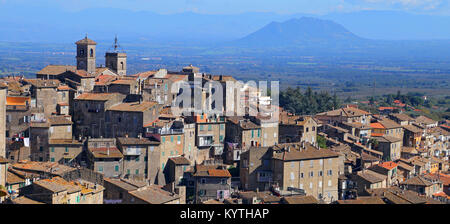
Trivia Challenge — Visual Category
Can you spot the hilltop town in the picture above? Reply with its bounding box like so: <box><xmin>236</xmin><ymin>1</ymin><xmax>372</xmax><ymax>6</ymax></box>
<box><xmin>0</xmin><ymin>36</ymin><xmax>449</xmax><ymax>204</ymax></box>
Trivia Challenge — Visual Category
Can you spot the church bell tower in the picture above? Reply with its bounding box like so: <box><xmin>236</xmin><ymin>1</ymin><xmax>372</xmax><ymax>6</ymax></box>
<box><xmin>76</xmin><ymin>35</ymin><xmax>97</xmax><ymax>74</ymax></box>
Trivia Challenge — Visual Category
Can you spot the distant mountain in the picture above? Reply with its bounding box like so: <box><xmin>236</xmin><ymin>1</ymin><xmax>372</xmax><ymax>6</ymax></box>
<box><xmin>231</xmin><ymin>17</ymin><xmax>367</xmax><ymax>48</ymax></box>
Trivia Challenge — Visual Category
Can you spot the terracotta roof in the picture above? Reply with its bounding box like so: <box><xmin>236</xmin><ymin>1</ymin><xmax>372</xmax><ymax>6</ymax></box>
<box><xmin>103</xmin><ymin>178</ymin><xmax>147</xmax><ymax>192</ymax></box>
<box><xmin>12</xmin><ymin>196</ymin><xmax>44</xmax><ymax>204</ymax></box>
<box><xmin>37</xmin><ymin>65</ymin><xmax>76</xmax><ymax>75</ymax></box>
<box><xmin>378</xmin><ymin>161</ymin><xmax>398</xmax><ymax>170</ymax></box>
<box><xmin>12</xmin><ymin>161</ymin><xmax>76</xmax><ymax>176</ymax></box>
<box><xmin>317</xmin><ymin>107</ymin><xmax>371</xmax><ymax>117</ymax></box>
<box><xmin>397</xmin><ymin>161</ymin><xmax>414</xmax><ymax>171</ymax></box>
<box><xmin>390</xmin><ymin>113</ymin><xmax>414</xmax><ymax>122</ymax></box>
<box><xmin>75</xmin><ymin>37</ymin><xmax>97</xmax><ymax>45</ymax></box>
<box><xmin>401</xmin><ymin>175</ymin><xmax>434</xmax><ymax>187</ymax></box>
<box><xmin>128</xmin><ymin>185</ymin><xmax>180</xmax><ymax>204</ymax></box>
<box><xmin>7</xmin><ymin>171</ymin><xmax>25</xmax><ymax>184</ymax></box>
<box><xmin>356</xmin><ymin>170</ymin><xmax>387</xmax><ymax>183</ymax></box>
<box><xmin>272</xmin><ymin>142</ymin><xmax>339</xmax><ymax>161</ymax></box>
<box><xmin>75</xmin><ymin>92</ymin><xmax>121</xmax><ymax>101</ymax></box>
<box><xmin>24</xmin><ymin>79</ymin><xmax>60</xmax><ymax>88</ymax></box>
<box><xmin>88</xmin><ymin>147</ymin><xmax>123</xmax><ymax>159</ymax></box>
<box><xmin>110</xmin><ymin>79</ymin><xmax>136</xmax><ymax>85</ymax></box>
<box><xmin>373</xmin><ymin>135</ymin><xmax>402</xmax><ymax>143</ymax></box>
<box><xmin>336</xmin><ymin>196</ymin><xmax>385</xmax><ymax>204</ymax></box>
<box><xmin>95</xmin><ymin>74</ymin><xmax>117</xmax><ymax>85</ymax></box>
<box><xmin>169</xmin><ymin>156</ymin><xmax>191</xmax><ymax>165</ymax></box>
<box><xmin>207</xmin><ymin>169</ymin><xmax>232</xmax><ymax>177</ymax></box>
<box><xmin>6</xmin><ymin>96</ymin><xmax>30</xmax><ymax>106</ymax></box>
<box><xmin>34</xmin><ymin>177</ymin><xmax>73</xmax><ymax>193</ymax></box>
<box><xmin>370</xmin><ymin>122</ymin><xmax>385</xmax><ymax>129</ymax></box>
<box><xmin>403</xmin><ymin>125</ymin><xmax>422</xmax><ymax>133</ymax></box>
<box><xmin>414</xmin><ymin>116</ymin><xmax>436</xmax><ymax>125</ymax></box>
<box><xmin>57</xmin><ymin>85</ymin><xmax>75</xmax><ymax>91</ymax></box>
<box><xmin>378</xmin><ymin>118</ymin><xmax>402</xmax><ymax>129</ymax></box>
<box><xmin>282</xmin><ymin>195</ymin><xmax>319</xmax><ymax>204</ymax></box>
<box><xmin>108</xmin><ymin>101</ymin><xmax>157</xmax><ymax>112</ymax></box>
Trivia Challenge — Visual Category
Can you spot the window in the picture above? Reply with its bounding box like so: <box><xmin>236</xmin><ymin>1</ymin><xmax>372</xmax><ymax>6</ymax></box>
<box><xmin>309</xmin><ymin>182</ymin><xmax>313</xmax><ymax>189</ymax></box>
<box><xmin>328</xmin><ymin>180</ymin><xmax>332</xmax><ymax>187</ymax></box>
<box><xmin>300</xmin><ymin>184</ymin><xmax>303</xmax><ymax>189</ymax></box>
<box><xmin>319</xmin><ymin>181</ymin><xmax>322</xmax><ymax>188</ymax></box>
<box><xmin>115</xmin><ymin>165</ymin><xmax>119</xmax><ymax>172</ymax></box>
<box><xmin>65</xmin><ymin>147</ymin><xmax>69</xmax><ymax>153</ymax></box>
<box><xmin>252</xmin><ymin>130</ymin><xmax>254</xmax><ymax>138</ymax></box>
<box><xmin>90</xmin><ymin>48</ymin><xmax>94</xmax><ymax>57</ymax></box>
<box><xmin>208</xmin><ymin>124</ymin><xmax>212</xmax><ymax>131</ymax></box>
<box><xmin>135</xmin><ymin>156</ymin><xmax>139</xmax><ymax>162</ymax></box>
<box><xmin>220</xmin><ymin>124</ymin><xmax>224</xmax><ymax>130</ymax></box>
<box><xmin>290</xmin><ymin>172</ymin><xmax>295</xmax><ymax>180</ymax></box>
<box><xmin>200</xmin><ymin>125</ymin><xmax>204</xmax><ymax>131</ymax></box>
<box><xmin>300</xmin><ymin>161</ymin><xmax>304</xmax><ymax>168</ymax></box>
<box><xmin>135</xmin><ymin>169</ymin><xmax>139</xmax><ymax>175</ymax></box>
<box><xmin>221</xmin><ymin>179</ymin><xmax>227</xmax><ymax>185</ymax></box>
<box><xmin>51</xmin><ymin>158</ymin><xmax>55</xmax><ymax>162</ymax></box>
<box><xmin>51</xmin><ymin>147</ymin><xmax>55</xmax><ymax>152</ymax></box>
<box><xmin>300</xmin><ymin>173</ymin><xmax>304</xmax><ymax>178</ymax></box>
<box><xmin>310</xmin><ymin>160</ymin><xmax>314</xmax><ymax>168</ymax></box>
<box><xmin>328</xmin><ymin>170</ymin><xmax>333</xmax><ymax>176</ymax></box>
<box><xmin>201</xmin><ymin>178</ymin><xmax>206</xmax><ymax>184</ymax></box>
<box><xmin>319</xmin><ymin>171</ymin><xmax>323</xmax><ymax>176</ymax></box>
<box><xmin>257</xmin><ymin>129</ymin><xmax>260</xmax><ymax>137</ymax></box>
<box><xmin>162</xmin><ymin>137</ymin><xmax>165</xmax><ymax>143</ymax></box>
<box><xmin>310</xmin><ymin>171</ymin><xmax>314</xmax><ymax>177</ymax></box>
<box><xmin>98</xmin><ymin>166</ymin><xmax>103</xmax><ymax>172</ymax></box>
<box><xmin>171</xmin><ymin>136</ymin><xmax>174</xmax><ymax>142</ymax></box>
<box><xmin>320</xmin><ymin>159</ymin><xmax>323</xmax><ymax>166</ymax></box>
<box><xmin>39</xmin><ymin>146</ymin><xmax>43</xmax><ymax>152</ymax></box>
<box><xmin>127</xmin><ymin>169</ymin><xmax>130</xmax><ymax>175</ymax></box>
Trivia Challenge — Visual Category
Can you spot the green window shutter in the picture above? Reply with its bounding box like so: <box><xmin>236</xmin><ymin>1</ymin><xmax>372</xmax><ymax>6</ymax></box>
<box><xmin>252</xmin><ymin>130</ymin><xmax>254</xmax><ymax>138</ymax></box>
<box><xmin>135</xmin><ymin>169</ymin><xmax>139</xmax><ymax>175</ymax></box>
<box><xmin>127</xmin><ymin>169</ymin><xmax>130</xmax><ymax>175</ymax></box>
<box><xmin>98</xmin><ymin>166</ymin><xmax>103</xmax><ymax>172</ymax></box>
<box><xmin>162</xmin><ymin>137</ymin><xmax>165</xmax><ymax>142</ymax></box>
<box><xmin>162</xmin><ymin>163</ymin><xmax>165</xmax><ymax>169</ymax></box>
<box><xmin>171</xmin><ymin>136</ymin><xmax>174</xmax><ymax>142</ymax></box>
<box><xmin>208</xmin><ymin>125</ymin><xmax>212</xmax><ymax>131</ymax></box>
<box><xmin>135</xmin><ymin>156</ymin><xmax>139</xmax><ymax>162</ymax></box>
<box><xmin>51</xmin><ymin>158</ymin><xmax>55</xmax><ymax>162</ymax></box>
<box><xmin>115</xmin><ymin>165</ymin><xmax>119</xmax><ymax>172</ymax></box>
<box><xmin>178</xmin><ymin>136</ymin><xmax>181</xmax><ymax>141</ymax></box>
<box><xmin>51</xmin><ymin>147</ymin><xmax>54</xmax><ymax>152</ymax></box>
<box><xmin>162</xmin><ymin>151</ymin><xmax>165</xmax><ymax>156</ymax></box>
<box><xmin>258</xmin><ymin>129</ymin><xmax>261</xmax><ymax>137</ymax></box>
<box><xmin>65</xmin><ymin>147</ymin><xmax>68</xmax><ymax>152</ymax></box>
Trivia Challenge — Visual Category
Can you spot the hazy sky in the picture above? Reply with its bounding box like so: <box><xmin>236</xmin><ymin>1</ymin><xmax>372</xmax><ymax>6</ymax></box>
<box><xmin>1</xmin><ymin>0</ymin><xmax>449</xmax><ymax>15</ymax></box>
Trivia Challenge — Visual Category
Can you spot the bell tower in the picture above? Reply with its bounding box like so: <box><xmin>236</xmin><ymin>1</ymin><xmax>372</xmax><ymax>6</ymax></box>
<box><xmin>76</xmin><ymin>35</ymin><xmax>97</xmax><ymax>74</ymax></box>
<box><xmin>105</xmin><ymin>36</ymin><xmax>127</xmax><ymax>76</ymax></box>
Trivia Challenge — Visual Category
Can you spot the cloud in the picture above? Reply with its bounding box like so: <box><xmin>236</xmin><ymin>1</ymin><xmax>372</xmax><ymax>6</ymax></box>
<box><xmin>362</xmin><ymin>0</ymin><xmax>444</xmax><ymax>10</ymax></box>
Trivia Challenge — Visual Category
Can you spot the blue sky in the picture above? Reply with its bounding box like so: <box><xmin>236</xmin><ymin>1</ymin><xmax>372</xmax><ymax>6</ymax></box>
<box><xmin>1</xmin><ymin>0</ymin><xmax>449</xmax><ymax>15</ymax></box>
